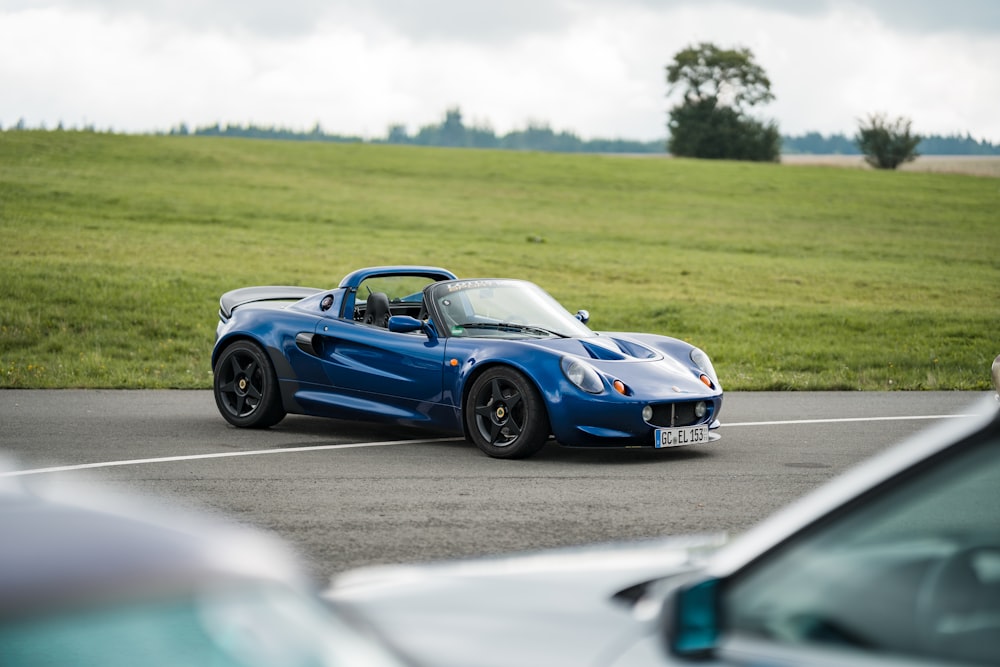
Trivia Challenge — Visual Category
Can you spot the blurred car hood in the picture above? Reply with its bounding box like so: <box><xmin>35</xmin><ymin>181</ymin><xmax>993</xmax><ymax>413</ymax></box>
<box><xmin>324</xmin><ymin>534</ymin><xmax>724</xmax><ymax>667</ymax></box>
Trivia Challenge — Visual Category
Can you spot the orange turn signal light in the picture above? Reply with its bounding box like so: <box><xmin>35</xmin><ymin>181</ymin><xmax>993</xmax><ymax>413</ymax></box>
<box><xmin>699</xmin><ymin>374</ymin><xmax>714</xmax><ymax>389</ymax></box>
<box><xmin>613</xmin><ymin>379</ymin><xmax>627</xmax><ymax>395</ymax></box>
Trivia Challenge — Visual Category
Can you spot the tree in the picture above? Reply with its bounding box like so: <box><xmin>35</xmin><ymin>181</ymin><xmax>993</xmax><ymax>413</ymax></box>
<box><xmin>668</xmin><ymin>98</ymin><xmax>780</xmax><ymax>161</ymax></box>
<box><xmin>855</xmin><ymin>113</ymin><xmax>920</xmax><ymax>169</ymax></box>
<box><xmin>386</xmin><ymin>124</ymin><xmax>410</xmax><ymax>144</ymax></box>
<box><xmin>665</xmin><ymin>42</ymin><xmax>780</xmax><ymax>161</ymax></box>
<box><xmin>413</xmin><ymin>107</ymin><xmax>472</xmax><ymax>147</ymax></box>
<box><xmin>440</xmin><ymin>107</ymin><xmax>467</xmax><ymax>147</ymax></box>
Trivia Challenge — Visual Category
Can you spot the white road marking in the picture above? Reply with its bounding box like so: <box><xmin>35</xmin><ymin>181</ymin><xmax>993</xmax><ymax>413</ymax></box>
<box><xmin>722</xmin><ymin>414</ymin><xmax>973</xmax><ymax>428</ymax></box>
<box><xmin>0</xmin><ymin>437</ymin><xmax>464</xmax><ymax>478</ymax></box>
<box><xmin>0</xmin><ymin>413</ymin><xmax>974</xmax><ymax>478</ymax></box>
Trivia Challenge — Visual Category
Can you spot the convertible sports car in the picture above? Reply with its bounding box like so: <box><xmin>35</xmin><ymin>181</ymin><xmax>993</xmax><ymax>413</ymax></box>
<box><xmin>212</xmin><ymin>266</ymin><xmax>722</xmax><ymax>459</ymax></box>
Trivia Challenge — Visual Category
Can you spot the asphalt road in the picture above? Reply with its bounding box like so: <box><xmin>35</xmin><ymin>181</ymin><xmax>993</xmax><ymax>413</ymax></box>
<box><xmin>0</xmin><ymin>390</ymin><xmax>988</xmax><ymax>581</ymax></box>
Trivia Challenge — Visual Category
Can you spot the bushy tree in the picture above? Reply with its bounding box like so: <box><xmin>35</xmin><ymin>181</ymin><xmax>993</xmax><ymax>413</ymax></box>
<box><xmin>669</xmin><ymin>99</ymin><xmax>779</xmax><ymax>161</ymax></box>
<box><xmin>856</xmin><ymin>113</ymin><xmax>921</xmax><ymax>169</ymax></box>
<box><xmin>666</xmin><ymin>43</ymin><xmax>780</xmax><ymax>161</ymax></box>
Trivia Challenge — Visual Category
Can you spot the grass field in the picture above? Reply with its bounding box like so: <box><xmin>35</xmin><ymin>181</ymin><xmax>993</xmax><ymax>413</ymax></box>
<box><xmin>1</xmin><ymin>130</ymin><xmax>997</xmax><ymax>390</ymax></box>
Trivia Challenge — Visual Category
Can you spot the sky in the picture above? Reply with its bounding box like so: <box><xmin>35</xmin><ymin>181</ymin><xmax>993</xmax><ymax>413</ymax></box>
<box><xmin>2</xmin><ymin>0</ymin><xmax>999</xmax><ymax>142</ymax></box>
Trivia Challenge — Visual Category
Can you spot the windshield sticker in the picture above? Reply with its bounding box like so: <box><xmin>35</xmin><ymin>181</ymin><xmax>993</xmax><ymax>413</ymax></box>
<box><xmin>444</xmin><ymin>280</ymin><xmax>508</xmax><ymax>293</ymax></box>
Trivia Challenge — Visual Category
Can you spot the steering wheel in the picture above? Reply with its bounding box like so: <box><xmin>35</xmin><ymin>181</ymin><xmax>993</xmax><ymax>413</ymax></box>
<box><xmin>914</xmin><ymin>545</ymin><xmax>1000</xmax><ymax>661</ymax></box>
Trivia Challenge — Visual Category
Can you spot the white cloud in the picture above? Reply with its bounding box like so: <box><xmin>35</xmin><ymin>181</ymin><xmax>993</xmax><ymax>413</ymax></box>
<box><xmin>1</xmin><ymin>1</ymin><xmax>998</xmax><ymax>141</ymax></box>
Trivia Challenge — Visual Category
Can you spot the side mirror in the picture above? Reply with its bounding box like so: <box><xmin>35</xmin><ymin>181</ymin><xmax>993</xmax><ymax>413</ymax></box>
<box><xmin>575</xmin><ymin>309</ymin><xmax>590</xmax><ymax>325</ymax></box>
<box><xmin>993</xmin><ymin>354</ymin><xmax>1000</xmax><ymax>400</ymax></box>
<box><xmin>669</xmin><ymin>577</ymin><xmax>721</xmax><ymax>658</ymax></box>
<box><xmin>388</xmin><ymin>316</ymin><xmax>424</xmax><ymax>333</ymax></box>
<box><xmin>388</xmin><ymin>316</ymin><xmax>437</xmax><ymax>340</ymax></box>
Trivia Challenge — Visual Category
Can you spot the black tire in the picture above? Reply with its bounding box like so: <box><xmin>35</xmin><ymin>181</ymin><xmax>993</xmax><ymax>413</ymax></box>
<box><xmin>213</xmin><ymin>340</ymin><xmax>286</xmax><ymax>428</ymax></box>
<box><xmin>465</xmin><ymin>367</ymin><xmax>548</xmax><ymax>459</ymax></box>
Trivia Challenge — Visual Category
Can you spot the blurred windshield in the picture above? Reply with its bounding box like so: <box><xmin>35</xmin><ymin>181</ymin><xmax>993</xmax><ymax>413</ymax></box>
<box><xmin>724</xmin><ymin>431</ymin><xmax>1000</xmax><ymax>665</ymax></box>
<box><xmin>426</xmin><ymin>279</ymin><xmax>593</xmax><ymax>339</ymax></box>
<box><xmin>0</xmin><ymin>583</ymin><xmax>406</xmax><ymax>667</ymax></box>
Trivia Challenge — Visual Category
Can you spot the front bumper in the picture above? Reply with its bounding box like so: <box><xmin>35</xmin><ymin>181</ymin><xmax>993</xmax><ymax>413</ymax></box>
<box><xmin>548</xmin><ymin>393</ymin><xmax>723</xmax><ymax>448</ymax></box>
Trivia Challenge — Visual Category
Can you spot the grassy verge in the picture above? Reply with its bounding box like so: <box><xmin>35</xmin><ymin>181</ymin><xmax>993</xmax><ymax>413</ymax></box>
<box><xmin>1</xmin><ymin>130</ymin><xmax>997</xmax><ymax>389</ymax></box>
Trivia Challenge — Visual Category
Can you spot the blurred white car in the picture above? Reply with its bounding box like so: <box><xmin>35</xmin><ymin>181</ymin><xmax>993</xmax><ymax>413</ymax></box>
<box><xmin>0</xmin><ymin>473</ymin><xmax>410</xmax><ymax>667</ymax></box>
<box><xmin>326</xmin><ymin>357</ymin><xmax>1000</xmax><ymax>667</ymax></box>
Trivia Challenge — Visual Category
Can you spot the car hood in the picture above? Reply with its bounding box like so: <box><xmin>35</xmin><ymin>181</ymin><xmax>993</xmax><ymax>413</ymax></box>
<box><xmin>324</xmin><ymin>534</ymin><xmax>724</xmax><ymax>667</ymax></box>
<box><xmin>518</xmin><ymin>335</ymin><xmax>718</xmax><ymax>397</ymax></box>
<box><xmin>528</xmin><ymin>334</ymin><xmax>666</xmax><ymax>362</ymax></box>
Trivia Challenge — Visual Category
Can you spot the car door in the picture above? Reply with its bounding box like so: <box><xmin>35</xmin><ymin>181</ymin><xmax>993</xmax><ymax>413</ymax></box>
<box><xmin>312</xmin><ymin>318</ymin><xmax>449</xmax><ymax>422</ymax></box>
<box><xmin>716</xmin><ymin>423</ymin><xmax>1000</xmax><ymax>666</ymax></box>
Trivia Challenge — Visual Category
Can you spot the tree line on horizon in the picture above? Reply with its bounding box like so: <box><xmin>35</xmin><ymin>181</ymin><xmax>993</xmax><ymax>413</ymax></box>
<box><xmin>170</xmin><ymin>110</ymin><xmax>666</xmax><ymax>154</ymax></box>
<box><xmin>4</xmin><ymin>114</ymin><xmax>996</xmax><ymax>156</ymax></box>
<box><xmin>163</xmin><ymin>112</ymin><xmax>999</xmax><ymax>156</ymax></box>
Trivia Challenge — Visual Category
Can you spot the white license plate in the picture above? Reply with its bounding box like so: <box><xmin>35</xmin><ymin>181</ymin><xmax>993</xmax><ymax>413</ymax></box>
<box><xmin>655</xmin><ymin>425</ymin><xmax>709</xmax><ymax>448</ymax></box>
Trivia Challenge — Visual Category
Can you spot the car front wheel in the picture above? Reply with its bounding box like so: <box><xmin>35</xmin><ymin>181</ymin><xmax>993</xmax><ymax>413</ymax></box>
<box><xmin>214</xmin><ymin>340</ymin><xmax>286</xmax><ymax>428</ymax></box>
<box><xmin>465</xmin><ymin>367</ymin><xmax>548</xmax><ymax>459</ymax></box>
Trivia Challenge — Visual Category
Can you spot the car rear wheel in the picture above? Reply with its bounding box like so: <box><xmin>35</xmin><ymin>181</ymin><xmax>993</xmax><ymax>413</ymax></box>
<box><xmin>214</xmin><ymin>340</ymin><xmax>286</xmax><ymax>428</ymax></box>
<box><xmin>465</xmin><ymin>367</ymin><xmax>548</xmax><ymax>459</ymax></box>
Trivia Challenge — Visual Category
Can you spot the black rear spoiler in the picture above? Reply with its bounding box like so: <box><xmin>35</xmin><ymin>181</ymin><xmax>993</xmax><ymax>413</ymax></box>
<box><xmin>219</xmin><ymin>286</ymin><xmax>323</xmax><ymax>319</ymax></box>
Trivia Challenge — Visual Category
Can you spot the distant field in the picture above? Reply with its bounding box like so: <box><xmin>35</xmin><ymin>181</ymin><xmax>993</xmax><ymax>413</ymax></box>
<box><xmin>782</xmin><ymin>154</ymin><xmax>1000</xmax><ymax>178</ymax></box>
<box><xmin>1</xmin><ymin>131</ymin><xmax>997</xmax><ymax>390</ymax></box>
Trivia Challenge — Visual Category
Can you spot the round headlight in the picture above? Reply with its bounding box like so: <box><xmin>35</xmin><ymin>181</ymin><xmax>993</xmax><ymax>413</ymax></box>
<box><xmin>561</xmin><ymin>357</ymin><xmax>604</xmax><ymax>394</ymax></box>
<box><xmin>642</xmin><ymin>405</ymin><xmax>653</xmax><ymax>422</ymax></box>
<box><xmin>690</xmin><ymin>348</ymin><xmax>717</xmax><ymax>380</ymax></box>
<box><xmin>694</xmin><ymin>401</ymin><xmax>707</xmax><ymax>418</ymax></box>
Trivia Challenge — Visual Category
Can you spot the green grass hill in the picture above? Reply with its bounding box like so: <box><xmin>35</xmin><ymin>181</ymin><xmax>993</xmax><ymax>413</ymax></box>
<box><xmin>1</xmin><ymin>130</ymin><xmax>997</xmax><ymax>390</ymax></box>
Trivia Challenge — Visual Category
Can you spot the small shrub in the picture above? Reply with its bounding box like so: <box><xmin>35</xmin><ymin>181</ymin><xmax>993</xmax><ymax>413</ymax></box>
<box><xmin>856</xmin><ymin>113</ymin><xmax>920</xmax><ymax>170</ymax></box>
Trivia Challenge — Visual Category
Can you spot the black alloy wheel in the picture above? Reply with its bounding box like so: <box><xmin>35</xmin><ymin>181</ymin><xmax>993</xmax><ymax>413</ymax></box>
<box><xmin>213</xmin><ymin>340</ymin><xmax>286</xmax><ymax>428</ymax></box>
<box><xmin>465</xmin><ymin>367</ymin><xmax>548</xmax><ymax>459</ymax></box>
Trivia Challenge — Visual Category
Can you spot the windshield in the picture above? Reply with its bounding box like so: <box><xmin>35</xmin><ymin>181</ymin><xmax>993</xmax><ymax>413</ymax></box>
<box><xmin>724</xmin><ymin>429</ymin><xmax>1000</xmax><ymax>665</ymax></box>
<box><xmin>357</xmin><ymin>275</ymin><xmax>436</xmax><ymax>303</ymax></box>
<box><xmin>426</xmin><ymin>279</ymin><xmax>593</xmax><ymax>339</ymax></box>
<box><xmin>0</xmin><ymin>583</ymin><xmax>406</xmax><ymax>667</ymax></box>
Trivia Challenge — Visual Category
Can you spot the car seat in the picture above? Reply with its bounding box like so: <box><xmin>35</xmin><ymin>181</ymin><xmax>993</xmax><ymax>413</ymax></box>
<box><xmin>364</xmin><ymin>292</ymin><xmax>391</xmax><ymax>328</ymax></box>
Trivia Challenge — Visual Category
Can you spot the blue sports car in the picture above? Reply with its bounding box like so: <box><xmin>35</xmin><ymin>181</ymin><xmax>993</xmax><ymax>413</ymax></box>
<box><xmin>212</xmin><ymin>266</ymin><xmax>722</xmax><ymax>459</ymax></box>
